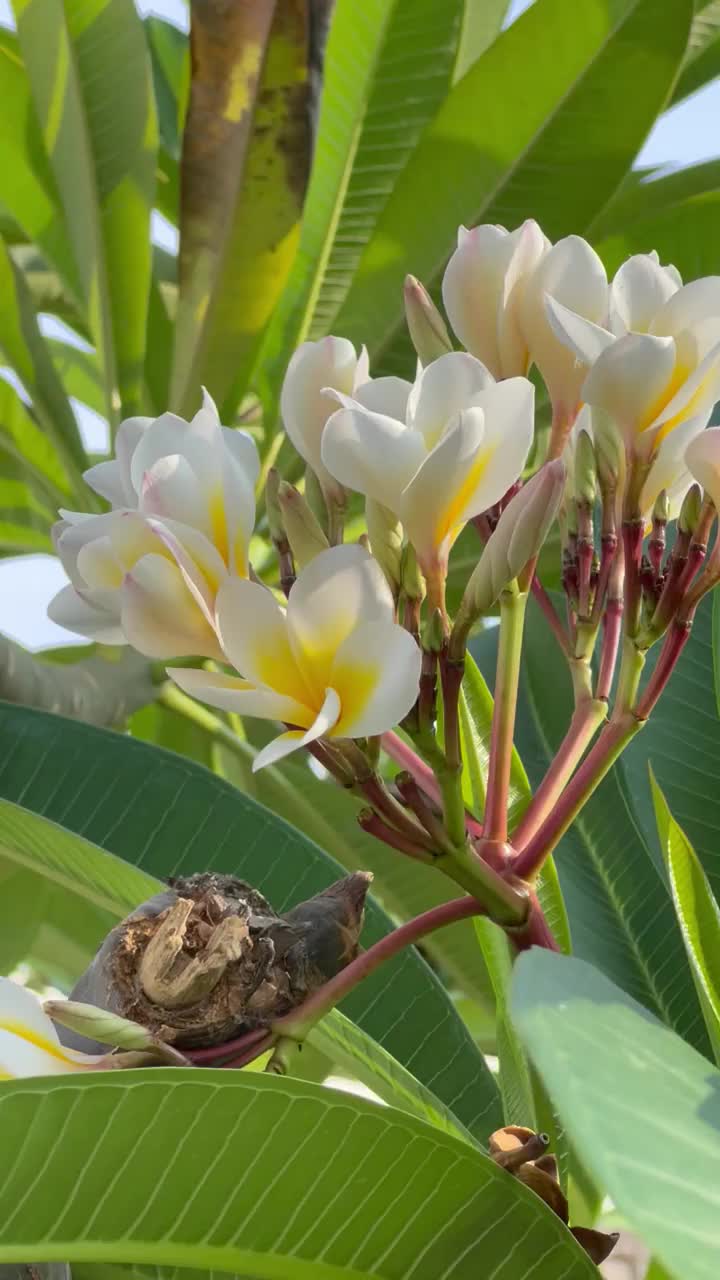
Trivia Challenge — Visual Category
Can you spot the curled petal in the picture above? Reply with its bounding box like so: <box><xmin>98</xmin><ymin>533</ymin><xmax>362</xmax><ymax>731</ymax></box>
<box><xmin>0</xmin><ymin>978</ymin><xmax>100</xmax><ymax>1077</ymax></box>
<box><xmin>330</xmin><ymin>621</ymin><xmax>421</xmax><ymax>737</ymax></box>
<box><xmin>167</xmin><ymin>667</ymin><xmax>312</xmax><ymax>727</ymax></box>
<box><xmin>252</xmin><ymin>687</ymin><xmax>342</xmax><ymax>772</ymax></box>
<box><xmin>84</xmin><ymin>416</ymin><xmax>152</xmax><ymax>505</ymax></box>
<box><xmin>522</xmin><ymin>235</ymin><xmax>608</xmax><ymax>409</ymax></box>
<box><xmin>649</xmin><ymin>339</ymin><xmax>720</xmax><ymax>441</ymax></box>
<box><xmin>544</xmin><ymin>296</ymin><xmax>614</xmax><ymax>366</ymax></box>
<box><xmin>651</xmin><ymin>276</ymin><xmax>720</xmax><ymax>342</ymax></box>
<box><xmin>121</xmin><ymin>554</ymin><xmax>224</xmax><ymax>660</ymax></box>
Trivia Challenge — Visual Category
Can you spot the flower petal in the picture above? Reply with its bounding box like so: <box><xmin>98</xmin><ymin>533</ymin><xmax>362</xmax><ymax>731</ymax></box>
<box><xmin>222</xmin><ymin>425</ymin><xmax>260</xmax><ymax>486</ymax></box>
<box><xmin>544</xmin><ymin>296</ymin><xmax>615</xmax><ymax>366</ymax></box>
<box><xmin>582</xmin><ymin>332</ymin><xmax>677</xmax><ymax>438</ymax></box>
<box><xmin>686</xmin><ymin>427</ymin><xmax>720</xmax><ymax>510</ymax></box>
<box><xmin>649</xmin><ymin>340</ymin><xmax>720</xmax><ymax>439</ymax></box>
<box><xmin>252</xmin><ymin>688</ymin><xmax>341</xmax><ymax>772</ymax></box>
<box><xmin>280</xmin><ymin>337</ymin><xmax>360</xmax><ymax>488</ymax></box>
<box><xmin>609</xmin><ymin>253</ymin><xmax>679</xmax><ymax>335</ymax></box>
<box><xmin>287</xmin><ymin>543</ymin><xmax>394</xmax><ymax>682</ymax></box>
<box><xmin>522</xmin><ymin>235</ymin><xmax>608</xmax><ymax>409</ymax></box>
<box><xmin>640</xmin><ymin>415</ymin><xmax>704</xmax><ymax>520</ymax></box>
<box><xmin>441</xmin><ymin>224</ymin><xmax>516</xmax><ymax>375</ymax></box>
<box><xmin>330</xmin><ymin>620</ymin><xmax>421</xmax><ymax>737</ymax></box>
<box><xmin>353</xmin><ymin>376</ymin><xmax>413</xmax><ymax>422</ymax></box>
<box><xmin>0</xmin><ymin>978</ymin><xmax>95</xmax><ymax>1078</ymax></box>
<box><xmin>167</xmin><ymin>667</ymin><xmax>312</xmax><ymax>726</ymax></box>
<box><xmin>402</xmin><ymin>379</ymin><xmax>534</xmax><ymax>561</ymax></box>
<box><xmin>47</xmin><ymin>584</ymin><xmax>124</xmax><ymax>643</ymax></box>
<box><xmin>84</xmin><ymin>415</ymin><xmax>152</xmax><ymax>506</ymax></box>
<box><xmin>121</xmin><ymin>554</ymin><xmax>224</xmax><ymax>659</ymax></box>
<box><xmin>215</xmin><ymin>576</ymin><xmax>310</xmax><ymax>705</ymax></box>
<box><xmin>406</xmin><ymin>351</ymin><xmax>495</xmax><ymax>449</ymax></box>
<box><xmin>320</xmin><ymin>402</ymin><xmax>426</xmax><ymax>510</ymax></box>
<box><xmin>651</xmin><ymin>276</ymin><xmax>720</xmax><ymax>342</ymax></box>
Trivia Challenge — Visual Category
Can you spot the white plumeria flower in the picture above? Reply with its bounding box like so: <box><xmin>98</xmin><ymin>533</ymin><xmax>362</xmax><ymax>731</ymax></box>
<box><xmin>169</xmin><ymin>544</ymin><xmax>422</xmax><ymax>772</ymax></box>
<box><xmin>0</xmin><ymin>977</ymin><xmax>104</xmax><ymax>1079</ymax></box>
<box><xmin>685</xmin><ymin>427</ymin><xmax>720</xmax><ymax>511</ymax></box>
<box><xmin>320</xmin><ymin>352</ymin><xmax>534</xmax><ymax>573</ymax></box>
<box><xmin>280</xmin><ymin>337</ymin><xmax>369</xmax><ymax>496</ymax></box>
<box><xmin>521</xmin><ymin>235</ymin><xmax>609</xmax><ymax>425</ymax></box>
<box><xmin>48</xmin><ymin>392</ymin><xmax>259</xmax><ymax>659</ymax></box>
<box><xmin>442</xmin><ymin>220</ymin><xmax>549</xmax><ymax>379</ymax></box>
<box><xmin>546</xmin><ymin>254</ymin><xmax>720</xmax><ymax>457</ymax></box>
<box><xmin>639</xmin><ymin>416</ymin><xmax>703</xmax><ymax>530</ymax></box>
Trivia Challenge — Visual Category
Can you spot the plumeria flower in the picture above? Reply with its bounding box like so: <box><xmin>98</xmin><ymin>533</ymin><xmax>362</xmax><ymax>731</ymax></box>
<box><xmin>639</xmin><ymin>417</ymin><xmax>701</xmax><ymax>530</ymax></box>
<box><xmin>442</xmin><ymin>220</ymin><xmax>549</xmax><ymax>379</ymax></box>
<box><xmin>48</xmin><ymin>392</ymin><xmax>259</xmax><ymax>659</ymax></box>
<box><xmin>0</xmin><ymin>977</ymin><xmax>104</xmax><ymax>1079</ymax></box>
<box><xmin>520</xmin><ymin>235</ymin><xmax>609</xmax><ymax>430</ymax></box>
<box><xmin>546</xmin><ymin>253</ymin><xmax>720</xmax><ymax>458</ymax></box>
<box><xmin>168</xmin><ymin>544</ymin><xmax>422</xmax><ymax>771</ymax></box>
<box><xmin>320</xmin><ymin>351</ymin><xmax>534</xmax><ymax>574</ymax></box>
<box><xmin>280</xmin><ymin>337</ymin><xmax>369</xmax><ymax>498</ymax></box>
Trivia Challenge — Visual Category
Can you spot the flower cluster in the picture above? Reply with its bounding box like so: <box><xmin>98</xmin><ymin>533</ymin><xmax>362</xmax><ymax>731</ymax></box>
<box><xmin>49</xmin><ymin>219</ymin><xmax>720</xmax><ymax>788</ymax></box>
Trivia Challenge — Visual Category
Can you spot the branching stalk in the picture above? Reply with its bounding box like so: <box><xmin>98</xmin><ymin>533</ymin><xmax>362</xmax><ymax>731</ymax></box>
<box><xmin>483</xmin><ymin>587</ymin><xmax>528</xmax><ymax>844</ymax></box>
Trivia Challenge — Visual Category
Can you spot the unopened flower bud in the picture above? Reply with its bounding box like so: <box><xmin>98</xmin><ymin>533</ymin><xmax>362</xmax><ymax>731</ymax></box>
<box><xmin>265</xmin><ymin>467</ymin><xmax>285</xmax><ymax>544</ymax></box>
<box><xmin>679</xmin><ymin>482</ymin><xmax>702</xmax><ymax>535</ymax></box>
<box><xmin>304</xmin><ymin>465</ymin><xmax>328</xmax><ymax>530</ymax></box>
<box><xmin>592</xmin><ymin>409</ymin><xmax>624</xmax><ymax>495</ymax></box>
<box><xmin>277</xmin><ymin>481</ymin><xmax>329</xmax><ymax>568</ymax></box>
<box><xmin>404</xmin><ymin>275</ymin><xmax>453</xmax><ymax>366</ymax></box>
<box><xmin>400</xmin><ymin>541</ymin><xmax>426</xmax><ymax>602</ymax></box>
<box><xmin>45</xmin><ymin>999</ymin><xmax>158</xmax><ymax>1051</ymax></box>
<box><xmin>573</xmin><ymin>428</ymin><xmax>596</xmax><ymax>507</ymax></box>
<box><xmin>366</xmin><ymin>499</ymin><xmax>403</xmax><ymax>591</ymax></box>
<box><xmin>652</xmin><ymin>488</ymin><xmax>670</xmax><ymax>526</ymax></box>
<box><xmin>450</xmin><ymin>461</ymin><xmax>565</xmax><ymax>654</ymax></box>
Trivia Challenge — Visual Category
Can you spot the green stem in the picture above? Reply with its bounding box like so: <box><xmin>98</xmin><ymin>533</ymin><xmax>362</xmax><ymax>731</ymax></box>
<box><xmin>483</xmin><ymin>587</ymin><xmax>528</xmax><ymax>843</ymax></box>
<box><xmin>613</xmin><ymin>636</ymin><xmax>646</xmax><ymax>715</ymax></box>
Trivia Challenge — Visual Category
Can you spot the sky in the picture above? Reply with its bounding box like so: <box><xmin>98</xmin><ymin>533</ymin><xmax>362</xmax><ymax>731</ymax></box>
<box><xmin>2</xmin><ymin>0</ymin><xmax>720</xmax><ymax>651</ymax></box>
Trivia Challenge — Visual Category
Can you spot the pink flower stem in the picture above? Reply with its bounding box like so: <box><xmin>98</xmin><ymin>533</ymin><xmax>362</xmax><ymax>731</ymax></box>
<box><xmin>510</xmin><ymin>699</ymin><xmax>607</xmax><ymax>855</ymax></box>
<box><xmin>530</xmin><ymin>575</ymin><xmax>571</xmax><ymax>656</ymax></box>
<box><xmin>358</xmin><ymin>808</ymin><xmax>435</xmax><ymax>861</ymax></box>
<box><xmin>381</xmin><ymin>730</ymin><xmax>484</xmax><ymax>839</ymax></box>
<box><xmin>272</xmin><ymin>897</ymin><xmax>491</xmax><ymax>1043</ymax></box>
<box><xmin>185</xmin><ymin>1026</ymin><xmax>270</xmax><ymax>1065</ymax></box>
<box><xmin>513</xmin><ymin>713</ymin><xmax>643</xmax><ymax>881</ymax></box>
<box><xmin>596</xmin><ymin>596</ymin><xmax>623</xmax><ymax>702</ymax></box>
<box><xmin>634</xmin><ymin>618</ymin><xmax>693</xmax><ymax>721</ymax></box>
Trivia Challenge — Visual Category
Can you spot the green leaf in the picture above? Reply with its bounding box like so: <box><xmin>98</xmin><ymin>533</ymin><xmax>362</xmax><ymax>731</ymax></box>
<box><xmin>49</xmin><ymin>338</ymin><xmax>106</xmax><ymax>417</ymax></box>
<box><xmin>0</xmin><ymin>236</ymin><xmax>87</xmax><ymax>482</ymax></box>
<box><xmin>309</xmin><ymin>1008</ymin><xmax>475</xmax><ymax>1142</ymax></box>
<box><xmin>170</xmin><ymin>2</ymin><xmax>311</xmax><ymax>420</ymax></box>
<box><xmin>0</xmin><ymin>859</ymin><xmax>49</xmax><ymax>971</ymax></box>
<box><xmin>145</xmin><ymin>15</ymin><xmax>188</xmax><ymax>162</ymax></box>
<box><xmin>0</xmin><ymin>1070</ymin><xmax>596</xmax><ymax>1278</ymax></box>
<box><xmin>625</xmin><ymin>597</ymin><xmax>720</xmax><ymax>908</ymax></box>
<box><xmin>335</xmin><ymin>0</ymin><xmax>693</xmax><ymax>372</ymax></box>
<box><xmin>499</xmin><ymin>597</ymin><xmax>709</xmax><ymax>1053</ymax></box>
<box><xmin>13</xmin><ymin>0</ymin><xmax>158</xmax><ymax>419</ymax></box>
<box><xmin>589</xmin><ymin>158</ymin><xmax>720</xmax><ymax>240</ymax></box>
<box><xmin>0</xmin><ymin>702</ymin><xmax>502</xmax><ymax>1144</ymax></box>
<box><xmin>513</xmin><ymin>950</ymin><xmax>720</xmax><ymax>1280</ymax></box>
<box><xmin>670</xmin><ymin>0</ymin><xmax>720</xmax><ymax>103</ymax></box>
<box><xmin>645</xmin><ymin>1262</ymin><xmax>674</xmax><ymax>1280</ymax></box>
<box><xmin>650</xmin><ymin>770</ymin><xmax>720</xmax><ymax>1063</ymax></box>
<box><xmin>453</xmin><ymin>0</ymin><xmax>512</xmax><ymax>79</ymax></box>
<box><xmin>596</xmin><ymin>192</ymin><xmax>720</xmax><ymax>284</ymax></box>
<box><xmin>0</xmin><ymin>380</ymin><xmax>68</xmax><ymax>552</ymax></box>
<box><xmin>0</xmin><ymin>639</ymin><xmax>155</xmax><ymax>727</ymax></box>
<box><xmin>0</xmin><ymin>29</ymin><xmax>79</xmax><ymax>298</ymax></box>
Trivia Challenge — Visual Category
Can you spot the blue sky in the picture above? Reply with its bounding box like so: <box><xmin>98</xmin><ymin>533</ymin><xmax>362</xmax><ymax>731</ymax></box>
<box><xmin>2</xmin><ymin>0</ymin><xmax>720</xmax><ymax>650</ymax></box>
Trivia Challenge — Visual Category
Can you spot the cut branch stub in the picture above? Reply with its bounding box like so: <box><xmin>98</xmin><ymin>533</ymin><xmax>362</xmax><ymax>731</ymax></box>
<box><xmin>62</xmin><ymin>871</ymin><xmax>372</xmax><ymax>1051</ymax></box>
